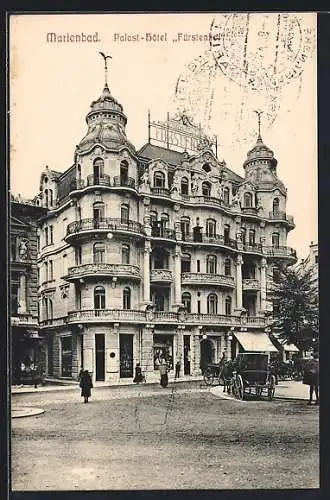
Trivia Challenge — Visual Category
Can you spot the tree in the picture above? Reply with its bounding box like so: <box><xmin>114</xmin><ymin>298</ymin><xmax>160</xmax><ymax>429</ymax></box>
<box><xmin>268</xmin><ymin>263</ymin><xmax>319</xmax><ymax>352</ymax></box>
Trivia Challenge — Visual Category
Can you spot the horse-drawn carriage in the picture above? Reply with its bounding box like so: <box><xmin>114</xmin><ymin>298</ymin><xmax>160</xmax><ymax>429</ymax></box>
<box><xmin>203</xmin><ymin>352</ymin><xmax>276</xmax><ymax>401</ymax></box>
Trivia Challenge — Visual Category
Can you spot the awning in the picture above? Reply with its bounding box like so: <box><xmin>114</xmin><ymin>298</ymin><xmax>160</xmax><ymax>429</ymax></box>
<box><xmin>233</xmin><ymin>331</ymin><xmax>278</xmax><ymax>352</ymax></box>
<box><xmin>282</xmin><ymin>343</ymin><xmax>299</xmax><ymax>352</ymax></box>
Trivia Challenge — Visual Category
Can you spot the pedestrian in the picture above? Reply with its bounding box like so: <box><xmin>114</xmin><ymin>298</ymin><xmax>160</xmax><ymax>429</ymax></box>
<box><xmin>133</xmin><ymin>363</ymin><xmax>143</xmax><ymax>383</ymax></box>
<box><xmin>79</xmin><ymin>370</ymin><xmax>93</xmax><ymax>403</ymax></box>
<box><xmin>175</xmin><ymin>360</ymin><xmax>181</xmax><ymax>379</ymax></box>
<box><xmin>159</xmin><ymin>359</ymin><xmax>168</xmax><ymax>388</ymax></box>
<box><xmin>78</xmin><ymin>366</ymin><xmax>84</xmax><ymax>383</ymax></box>
<box><xmin>303</xmin><ymin>352</ymin><xmax>319</xmax><ymax>405</ymax></box>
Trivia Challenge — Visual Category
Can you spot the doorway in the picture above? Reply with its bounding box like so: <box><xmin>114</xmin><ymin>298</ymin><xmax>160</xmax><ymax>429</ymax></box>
<box><xmin>120</xmin><ymin>334</ymin><xmax>133</xmax><ymax>378</ymax></box>
<box><xmin>95</xmin><ymin>334</ymin><xmax>105</xmax><ymax>381</ymax></box>
<box><xmin>200</xmin><ymin>339</ymin><xmax>214</xmax><ymax>371</ymax></box>
<box><xmin>184</xmin><ymin>335</ymin><xmax>191</xmax><ymax>375</ymax></box>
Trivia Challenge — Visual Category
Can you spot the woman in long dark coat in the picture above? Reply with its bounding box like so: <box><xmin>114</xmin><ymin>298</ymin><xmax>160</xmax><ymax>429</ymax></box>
<box><xmin>133</xmin><ymin>363</ymin><xmax>143</xmax><ymax>383</ymax></box>
<box><xmin>79</xmin><ymin>370</ymin><xmax>93</xmax><ymax>403</ymax></box>
<box><xmin>159</xmin><ymin>360</ymin><xmax>168</xmax><ymax>388</ymax></box>
<box><xmin>303</xmin><ymin>353</ymin><xmax>319</xmax><ymax>405</ymax></box>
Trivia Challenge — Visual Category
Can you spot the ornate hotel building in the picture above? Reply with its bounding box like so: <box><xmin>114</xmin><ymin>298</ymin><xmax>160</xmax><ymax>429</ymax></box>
<box><xmin>35</xmin><ymin>69</ymin><xmax>297</xmax><ymax>384</ymax></box>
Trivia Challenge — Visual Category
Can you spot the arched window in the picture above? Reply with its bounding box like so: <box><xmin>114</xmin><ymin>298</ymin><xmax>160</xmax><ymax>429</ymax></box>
<box><xmin>121</xmin><ymin>244</ymin><xmax>130</xmax><ymax>264</ymax></box>
<box><xmin>123</xmin><ymin>287</ymin><xmax>131</xmax><ymax>310</ymax></box>
<box><xmin>94</xmin><ymin>286</ymin><xmax>105</xmax><ymax>310</ymax></box>
<box><xmin>154</xmin><ymin>171</ymin><xmax>165</xmax><ymax>188</ymax></box>
<box><xmin>225</xmin><ymin>296</ymin><xmax>232</xmax><ymax>316</ymax></box>
<box><xmin>206</xmin><ymin>255</ymin><xmax>217</xmax><ymax>274</ymax></box>
<box><xmin>202</xmin><ymin>181</ymin><xmax>211</xmax><ymax>197</ymax></box>
<box><xmin>48</xmin><ymin>299</ymin><xmax>53</xmax><ymax>320</ymax></box>
<box><xmin>244</xmin><ymin>192</ymin><xmax>253</xmax><ymax>208</ymax></box>
<box><xmin>273</xmin><ymin>198</ymin><xmax>280</xmax><ymax>214</ymax></box>
<box><xmin>272</xmin><ymin>232</ymin><xmax>280</xmax><ymax>248</ymax></box>
<box><xmin>224</xmin><ymin>258</ymin><xmax>231</xmax><ymax>276</ymax></box>
<box><xmin>44</xmin><ymin>189</ymin><xmax>49</xmax><ymax>207</ymax></box>
<box><xmin>161</xmin><ymin>213</ymin><xmax>169</xmax><ymax>228</ymax></box>
<box><xmin>121</xmin><ymin>204</ymin><xmax>129</xmax><ymax>223</ymax></box>
<box><xmin>207</xmin><ymin>293</ymin><xmax>218</xmax><ymax>314</ymax></box>
<box><xmin>93</xmin><ymin>158</ymin><xmax>104</xmax><ymax>183</ymax></box>
<box><xmin>93</xmin><ymin>202</ymin><xmax>105</xmax><ymax>222</ymax></box>
<box><xmin>249</xmin><ymin>229</ymin><xmax>255</xmax><ymax>246</ymax></box>
<box><xmin>93</xmin><ymin>243</ymin><xmax>105</xmax><ymax>264</ymax></box>
<box><xmin>223</xmin><ymin>187</ymin><xmax>230</xmax><ymax>206</ymax></box>
<box><xmin>120</xmin><ymin>160</ymin><xmax>129</xmax><ymax>185</ymax></box>
<box><xmin>182</xmin><ymin>292</ymin><xmax>191</xmax><ymax>313</ymax></box>
<box><xmin>241</xmin><ymin>227</ymin><xmax>246</xmax><ymax>245</ymax></box>
<box><xmin>206</xmin><ymin>218</ymin><xmax>216</xmax><ymax>237</ymax></box>
<box><xmin>180</xmin><ymin>217</ymin><xmax>190</xmax><ymax>240</ymax></box>
<box><xmin>181</xmin><ymin>253</ymin><xmax>191</xmax><ymax>273</ymax></box>
<box><xmin>181</xmin><ymin>177</ymin><xmax>189</xmax><ymax>195</ymax></box>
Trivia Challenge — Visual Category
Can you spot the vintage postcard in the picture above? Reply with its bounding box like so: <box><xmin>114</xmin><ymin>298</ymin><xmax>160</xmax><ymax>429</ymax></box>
<box><xmin>9</xmin><ymin>12</ymin><xmax>318</xmax><ymax>491</ymax></box>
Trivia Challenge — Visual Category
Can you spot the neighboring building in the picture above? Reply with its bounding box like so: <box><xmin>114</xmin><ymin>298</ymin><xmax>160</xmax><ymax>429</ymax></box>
<box><xmin>34</xmin><ymin>66</ymin><xmax>297</xmax><ymax>384</ymax></box>
<box><xmin>301</xmin><ymin>241</ymin><xmax>318</xmax><ymax>288</ymax></box>
<box><xmin>10</xmin><ymin>195</ymin><xmax>46</xmax><ymax>383</ymax></box>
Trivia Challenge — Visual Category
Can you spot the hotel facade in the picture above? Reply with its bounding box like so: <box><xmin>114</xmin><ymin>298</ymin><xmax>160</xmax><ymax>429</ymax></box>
<box><xmin>33</xmin><ymin>70</ymin><xmax>297</xmax><ymax>384</ymax></box>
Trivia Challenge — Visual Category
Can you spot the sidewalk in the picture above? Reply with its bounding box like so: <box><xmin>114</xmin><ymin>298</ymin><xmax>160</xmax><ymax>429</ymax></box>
<box><xmin>211</xmin><ymin>380</ymin><xmax>311</xmax><ymax>402</ymax></box>
<box><xmin>11</xmin><ymin>374</ymin><xmax>204</xmax><ymax>394</ymax></box>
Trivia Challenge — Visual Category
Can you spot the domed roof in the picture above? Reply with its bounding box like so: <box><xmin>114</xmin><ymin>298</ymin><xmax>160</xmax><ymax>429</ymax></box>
<box><xmin>88</xmin><ymin>83</ymin><xmax>125</xmax><ymax>116</ymax></box>
<box><xmin>244</xmin><ymin>136</ymin><xmax>277</xmax><ymax>167</ymax></box>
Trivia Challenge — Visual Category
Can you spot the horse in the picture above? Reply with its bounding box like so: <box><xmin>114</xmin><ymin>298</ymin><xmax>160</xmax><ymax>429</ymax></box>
<box><xmin>219</xmin><ymin>360</ymin><xmax>235</xmax><ymax>393</ymax></box>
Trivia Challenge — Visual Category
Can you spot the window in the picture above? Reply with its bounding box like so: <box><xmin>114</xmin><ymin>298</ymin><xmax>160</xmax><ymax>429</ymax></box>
<box><xmin>272</xmin><ymin>232</ymin><xmax>280</xmax><ymax>248</ymax></box>
<box><xmin>244</xmin><ymin>192</ymin><xmax>253</xmax><ymax>208</ymax></box>
<box><xmin>150</xmin><ymin>211</ymin><xmax>158</xmax><ymax>226</ymax></box>
<box><xmin>197</xmin><ymin>300</ymin><xmax>201</xmax><ymax>313</ymax></box>
<box><xmin>49</xmin><ymin>260</ymin><xmax>54</xmax><ymax>280</ymax></box>
<box><xmin>44</xmin><ymin>189</ymin><xmax>49</xmax><ymax>207</ymax></box>
<box><xmin>49</xmin><ymin>189</ymin><xmax>53</xmax><ymax>207</ymax></box>
<box><xmin>206</xmin><ymin>255</ymin><xmax>217</xmax><ymax>274</ymax></box>
<box><xmin>94</xmin><ymin>286</ymin><xmax>106</xmax><ymax>310</ymax></box>
<box><xmin>202</xmin><ymin>163</ymin><xmax>211</xmax><ymax>173</ymax></box>
<box><xmin>241</xmin><ymin>227</ymin><xmax>246</xmax><ymax>245</ymax></box>
<box><xmin>93</xmin><ymin>243</ymin><xmax>105</xmax><ymax>264</ymax></box>
<box><xmin>160</xmin><ymin>213</ymin><xmax>169</xmax><ymax>228</ymax></box>
<box><xmin>120</xmin><ymin>160</ymin><xmax>129</xmax><ymax>185</ymax></box>
<box><xmin>181</xmin><ymin>253</ymin><xmax>191</xmax><ymax>273</ymax></box>
<box><xmin>123</xmin><ymin>287</ymin><xmax>131</xmax><ymax>309</ymax></box>
<box><xmin>197</xmin><ymin>260</ymin><xmax>200</xmax><ymax>273</ymax></box>
<box><xmin>122</xmin><ymin>244</ymin><xmax>130</xmax><ymax>264</ymax></box>
<box><xmin>93</xmin><ymin>158</ymin><xmax>104</xmax><ymax>183</ymax></box>
<box><xmin>224</xmin><ymin>224</ymin><xmax>230</xmax><ymax>245</ymax></box>
<box><xmin>182</xmin><ymin>292</ymin><xmax>191</xmax><ymax>313</ymax></box>
<box><xmin>93</xmin><ymin>202</ymin><xmax>105</xmax><ymax>223</ymax></box>
<box><xmin>62</xmin><ymin>254</ymin><xmax>67</xmax><ymax>276</ymax></box>
<box><xmin>50</xmin><ymin>226</ymin><xmax>53</xmax><ymax>244</ymax></box>
<box><xmin>154</xmin><ymin>171</ymin><xmax>165</xmax><ymax>188</ymax></box>
<box><xmin>154</xmin><ymin>294</ymin><xmax>165</xmax><ymax>311</ymax></box>
<box><xmin>207</xmin><ymin>293</ymin><xmax>218</xmax><ymax>314</ymax></box>
<box><xmin>223</xmin><ymin>187</ymin><xmax>230</xmax><ymax>205</ymax></box>
<box><xmin>121</xmin><ymin>204</ymin><xmax>129</xmax><ymax>224</ymax></box>
<box><xmin>11</xmin><ymin>237</ymin><xmax>17</xmax><ymax>261</ymax></box>
<box><xmin>153</xmin><ymin>248</ymin><xmax>168</xmax><ymax>269</ymax></box>
<box><xmin>202</xmin><ymin>181</ymin><xmax>211</xmax><ymax>197</ymax></box>
<box><xmin>249</xmin><ymin>229</ymin><xmax>255</xmax><ymax>246</ymax></box>
<box><xmin>75</xmin><ymin>247</ymin><xmax>82</xmax><ymax>265</ymax></box>
<box><xmin>315</xmin><ymin>255</ymin><xmax>318</xmax><ymax>264</ymax></box>
<box><xmin>181</xmin><ymin>177</ymin><xmax>189</xmax><ymax>195</ymax></box>
<box><xmin>44</xmin><ymin>227</ymin><xmax>49</xmax><ymax>246</ymax></box>
<box><xmin>48</xmin><ymin>298</ymin><xmax>53</xmax><ymax>320</ymax></box>
<box><xmin>225</xmin><ymin>296</ymin><xmax>232</xmax><ymax>316</ymax></box>
<box><xmin>206</xmin><ymin>219</ymin><xmax>216</xmax><ymax>237</ymax></box>
<box><xmin>11</xmin><ymin>283</ymin><xmax>19</xmax><ymax>315</ymax></box>
<box><xmin>180</xmin><ymin>217</ymin><xmax>190</xmax><ymax>240</ymax></box>
<box><xmin>273</xmin><ymin>198</ymin><xmax>280</xmax><ymax>214</ymax></box>
<box><xmin>224</xmin><ymin>258</ymin><xmax>231</xmax><ymax>276</ymax></box>
<box><xmin>44</xmin><ymin>262</ymin><xmax>48</xmax><ymax>282</ymax></box>
<box><xmin>61</xmin><ymin>337</ymin><xmax>72</xmax><ymax>377</ymax></box>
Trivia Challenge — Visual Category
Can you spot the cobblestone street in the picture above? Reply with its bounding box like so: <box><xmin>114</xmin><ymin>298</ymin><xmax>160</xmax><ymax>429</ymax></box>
<box><xmin>11</xmin><ymin>381</ymin><xmax>319</xmax><ymax>491</ymax></box>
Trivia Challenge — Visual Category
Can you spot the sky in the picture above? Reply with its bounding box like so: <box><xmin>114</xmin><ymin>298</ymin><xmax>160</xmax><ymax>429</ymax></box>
<box><xmin>9</xmin><ymin>13</ymin><xmax>317</xmax><ymax>260</ymax></box>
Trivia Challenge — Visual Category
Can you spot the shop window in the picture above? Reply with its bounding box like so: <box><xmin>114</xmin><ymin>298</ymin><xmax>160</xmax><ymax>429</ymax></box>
<box><xmin>181</xmin><ymin>177</ymin><xmax>189</xmax><ymax>195</ymax></box>
<box><xmin>206</xmin><ymin>218</ymin><xmax>216</xmax><ymax>237</ymax></box>
<box><xmin>123</xmin><ymin>287</ymin><xmax>131</xmax><ymax>310</ymax></box>
<box><xmin>94</xmin><ymin>286</ymin><xmax>106</xmax><ymax>310</ymax></box>
<box><xmin>153</xmin><ymin>334</ymin><xmax>174</xmax><ymax>370</ymax></box>
<box><xmin>225</xmin><ymin>296</ymin><xmax>232</xmax><ymax>316</ymax></box>
<box><xmin>61</xmin><ymin>336</ymin><xmax>72</xmax><ymax>377</ymax></box>
<box><xmin>207</xmin><ymin>293</ymin><xmax>218</xmax><ymax>314</ymax></box>
<box><xmin>182</xmin><ymin>292</ymin><xmax>191</xmax><ymax>313</ymax></box>
<box><xmin>206</xmin><ymin>255</ymin><xmax>217</xmax><ymax>274</ymax></box>
<box><xmin>122</xmin><ymin>244</ymin><xmax>130</xmax><ymax>264</ymax></box>
<box><xmin>154</xmin><ymin>171</ymin><xmax>165</xmax><ymax>188</ymax></box>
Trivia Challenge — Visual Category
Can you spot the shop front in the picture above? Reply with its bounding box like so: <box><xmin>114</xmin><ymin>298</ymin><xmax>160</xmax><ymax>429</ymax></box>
<box><xmin>12</xmin><ymin>326</ymin><xmax>45</xmax><ymax>385</ymax></box>
<box><xmin>153</xmin><ymin>334</ymin><xmax>174</xmax><ymax>370</ymax></box>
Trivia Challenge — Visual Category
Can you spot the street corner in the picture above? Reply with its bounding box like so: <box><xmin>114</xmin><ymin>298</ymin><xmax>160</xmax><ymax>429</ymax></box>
<box><xmin>210</xmin><ymin>385</ymin><xmax>249</xmax><ymax>403</ymax></box>
<box><xmin>12</xmin><ymin>406</ymin><xmax>45</xmax><ymax>418</ymax></box>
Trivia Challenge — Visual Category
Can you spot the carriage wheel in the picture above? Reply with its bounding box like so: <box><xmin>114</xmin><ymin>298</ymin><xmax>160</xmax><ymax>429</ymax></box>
<box><xmin>268</xmin><ymin>375</ymin><xmax>276</xmax><ymax>401</ymax></box>
<box><xmin>203</xmin><ymin>369</ymin><xmax>214</xmax><ymax>386</ymax></box>
<box><xmin>236</xmin><ymin>375</ymin><xmax>244</xmax><ymax>400</ymax></box>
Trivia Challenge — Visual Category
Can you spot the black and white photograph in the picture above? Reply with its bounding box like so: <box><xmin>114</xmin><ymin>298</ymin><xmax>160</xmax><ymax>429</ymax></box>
<box><xmin>9</xmin><ymin>12</ymin><xmax>319</xmax><ymax>491</ymax></box>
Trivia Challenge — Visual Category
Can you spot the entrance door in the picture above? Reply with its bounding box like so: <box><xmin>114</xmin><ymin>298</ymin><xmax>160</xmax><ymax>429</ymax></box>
<box><xmin>184</xmin><ymin>335</ymin><xmax>191</xmax><ymax>375</ymax></box>
<box><xmin>95</xmin><ymin>334</ymin><xmax>105</xmax><ymax>381</ymax></box>
<box><xmin>120</xmin><ymin>334</ymin><xmax>133</xmax><ymax>378</ymax></box>
<box><xmin>200</xmin><ymin>339</ymin><xmax>213</xmax><ymax>371</ymax></box>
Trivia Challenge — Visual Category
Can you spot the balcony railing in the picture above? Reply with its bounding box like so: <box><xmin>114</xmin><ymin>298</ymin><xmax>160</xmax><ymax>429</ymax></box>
<box><xmin>113</xmin><ymin>176</ymin><xmax>136</xmax><ymax>189</ymax></box>
<box><xmin>182</xmin><ymin>232</ymin><xmax>237</xmax><ymax>249</ymax></box>
<box><xmin>86</xmin><ymin>174</ymin><xmax>111</xmax><ymax>187</ymax></box>
<box><xmin>242</xmin><ymin>242</ymin><xmax>263</xmax><ymax>253</ymax></box>
<box><xmin>66</xmin><ymin>263</ymin><xmax>141</xmax><ymax>280</ymax></box>
<box><xmin>150</xmin><ymin>269</ymin><xmax>173</xmax><ymax>283</ymax></box>
<box><xmin>151</xmin><ymin>227</ymin><xmax>176</xmax><ymax>240</ymax></box>
<box><xmin>268</xmin><ymin>211</ymin><xmax>294</xmax><ymax>225</ymax></box>
<box><xmin>181</xmin><ymin>272</ymin><xmax>235</xmax><ymax>287</ymax></box>
<box><xmin>68</xmin><ymin>309</ymin><xmax>146</xmax><ymax>322</ymax></box>
<box><xmin>263</xmin><ymin>246</ymin><xmax>297</xmax><ymax>259</ymax></box>
<box><xmin>242</xmin><ymin>278</ymin><xmax>260</xmax><ymax>291</ymax></box>
<box><xmin>153</xmin><ymin>311</ymin><xmax>179</xmax><ymax>322</ymax></box>
<box><xmin>150</xmin><ymin>187</ymin><xmax>170</xmax><ymax>196</ymax></box>
<box><xmin>66</xmin><ymin>218</ymin><xmax>145</xmax><ymax>237</ymax></box>
<box><xmin>39</xmin><ymin>316</ymin><xmax>68</xmax><ymax>328</ymax></box>
<box><xmin>241</xmin><ymin>207</ymin><xmax>258</xmax><ymax>216</ymax></box>
<box><xmin>11</xmin><ymin>314</ymin><xmax>39</xmax><ymax>327</ymax></box>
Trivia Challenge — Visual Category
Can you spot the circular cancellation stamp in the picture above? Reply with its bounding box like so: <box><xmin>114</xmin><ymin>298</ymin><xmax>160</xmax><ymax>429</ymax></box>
<box><xmin>210</xmin><ymin>13</ymin><xmax>315</xmax><ymax>92</ymax></box>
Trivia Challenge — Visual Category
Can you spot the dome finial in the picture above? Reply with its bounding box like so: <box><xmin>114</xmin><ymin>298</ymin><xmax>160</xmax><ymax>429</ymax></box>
<box><xmin>99</xmin><ymin>51</ymin><xmax>112</xmax><ymax>87</ymax></box>
<box><xmin>254</xmin><ymin>109</ymin><xmax>264</xmax><ymax>142</ymax></box>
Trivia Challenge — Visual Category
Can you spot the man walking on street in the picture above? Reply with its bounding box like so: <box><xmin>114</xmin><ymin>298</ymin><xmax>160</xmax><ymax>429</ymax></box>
<box><xmin>303</xmin><ymin>352</ymin><xmax>319</xmax><ymax>405</ymax></box>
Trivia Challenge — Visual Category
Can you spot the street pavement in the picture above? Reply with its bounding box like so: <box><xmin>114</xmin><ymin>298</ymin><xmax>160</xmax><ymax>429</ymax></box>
<box><xmin>211</xmin><ymin>380</ymin><xmax>312</xmax><ymax>402</ymax></box>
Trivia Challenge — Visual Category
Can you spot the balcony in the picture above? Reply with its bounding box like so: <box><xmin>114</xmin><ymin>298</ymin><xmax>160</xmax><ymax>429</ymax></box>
<box><xmin>68</xmin><ymin>309</ymin><xmax>146</xmax><ymax>323</ymax></box>
<box><xmin>39</xmin><ymin>317</ymin><xmax>68</xmax><ymax>328</ymax></box>
<box><xmin>263</xmin><ymin>246</ymin><xmax>297</xmax><ymax>260</ymax></box>
<box><xmin>242</xmin><ymin>243</ymin><xmax>263</xmax><ymax>253</ymax></box>
<box><xmin>182</xmin><ymin>233</ymin><xmax>237</xmax><ymax>249</ymax></box>
<box><xmin>150</xmin><ymin>226</ymin><xmax>176</xmax><ymax>241</ymax></box>
<box><xmin>65</xmin><ymin>218</ymin><xmax>145</xmax><ymax>241</ymax></box>
<box><xmin>268</xmin><ymin>211</ymin><xmax>295</xmax><ymax>226</ymax></box>
<box><xmin>241</xmin><ymin>207</ymin><xmax>258</xmax><ymax>216</ymax></box>
<box><xmin>150</xmin><ymin>269</ymin><xmax>173</xmax><ymax>284</ymax></box>
<box><xmin>11</xmin><ymin>314</ymin><xmax>39</xmax><ymax>328</ymax></box>
<box><xmin>86</xmin><ymin>174</ymin><xmax>111</xmax><ymax>187</ymax></box>
<box><xmin>153</xmin><ymin>311</ymin><xmax>180</xmax><ymax>323</ymax></box>
<box><xmin>185</xmin><ymin>313</ymin><xmax>266</xmax><ymax>328</ymax></box>
<box><xmin>181</xmin><ymin>272</ymin><xmax>235</xmax><ymax>288</ymax></box>
<box><xmin>242</xmin><ymin>278</ymin><xmax>260</xmax><ymax>291</ymax></box>
<box><xmin>150</xmin><ymin>187</ymin><xmax>170</xmax><ymax>196</ymax></box>
<box><xmin>113</xmin><ymin>176</ymin><xmax>136</xmax><ymax>189</ymax></box>
<box><xmin>66</xmin><ymin>263</ymin><xmax>141</xmax><ymax>282</ymax></box>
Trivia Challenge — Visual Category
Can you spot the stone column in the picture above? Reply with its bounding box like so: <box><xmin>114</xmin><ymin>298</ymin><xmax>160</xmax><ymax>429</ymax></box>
<box><xmin>226</xmin><ymin>331</ymin><xmax>232</xmax><ymax>361</ymax></box>
<box><xmin>235</xmin><ymin>254</ymin><xmax>243</xmax><ymax>313</ymax></box>
<box><xmin>175</xmin><ymin>326</ymin><xmax>184</xmax><ymax>375</ymax></box>
<box><xmin>174</xmin><ymin>244</ymin><xmax>182</xmax><ymax>307</ymax></box>
<box><xmin>143</xmin><ymin>240</ymin><xmax>151</xmax><ymax>305</ymax></box>
<box><xmin>260</xmin><ymin>257</ymin><xmax>267</xmax><ymax>313</ymax></box>
<box><xmin>192</xmin><ymin>329</ymin><xmax>201</xmax><ymax>375</ymax></box>
<box><xmin>18</xmin><ymin>273</ymin><xmax>27</xmax><ymax>313</ymax></box>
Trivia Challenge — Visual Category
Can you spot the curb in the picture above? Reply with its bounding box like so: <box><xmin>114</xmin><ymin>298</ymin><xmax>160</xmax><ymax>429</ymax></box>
<box><xmin>12</xmin><ymin>407</ymin><xmax>45</xmax><ymax>418</ymax></box>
